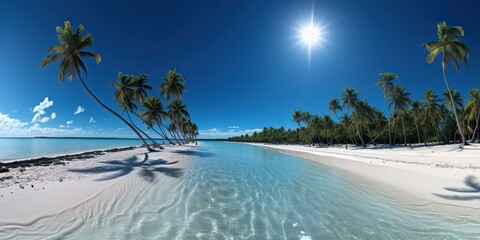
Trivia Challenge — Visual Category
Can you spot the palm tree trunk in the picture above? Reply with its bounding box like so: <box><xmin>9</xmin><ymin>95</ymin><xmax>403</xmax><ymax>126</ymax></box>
<box><xmin>352</xmin><ymin>115</ymin><xmax>365</xmax><ymax>147</ymax></box>
<box><xmin>442</xmin><ymin>63</ymin><xmax>466</xmax><ymax>148</ymax></box>
<box><xmin>334</xmin><ymin>113</ymin><xmax>352</xmax><ymax>148</ymax></box>
<box><xmin>470</xmin><ymin>112</ymin><xmax>479</xmax><ymax>142</ymax></box>
<box><xmin>166</xmin><ymin>122</ymin><xmax>183</xmax><ymax>145</ymax></box>
<box><xmin>402</xmin><ymin>115</ymin><xmax>407</xmax><ymax>146</ymax></box>
<box><xmin>126</xmin><ymin>111</ymin><xmax>163</xmax><ymax>149</ymax></box>
<box><xmin>130</xmin><ymin>111</ymin><xmax>166</xmax><ymax>149</ymax></box>
<box><xmin>154</xmin><ymin>121</ymin><xmax>175</xmax><ymax>145</ymax></box>
<box><xmin>162</xmin><ymin>122</ymin><xmax>182</xmax><ymax>145</ymax></box>
<box><xmin>151</xmin><ymin>125</ymin><xmax>173</xmax><ymax>145</ymax></box>
<box><xmin>414</xmin><ymin>116</ymin><xmax>421</xmax><ymax>144</ymax></box>
<box><xmin>77</xmin><ymin>76</ymin><xmax>155</xmax><ymax>152</ymax></box>
<box><xmin>386</xmin><ymin>100</ymin><xmax>392</xmax><ymax>145</ymax></box>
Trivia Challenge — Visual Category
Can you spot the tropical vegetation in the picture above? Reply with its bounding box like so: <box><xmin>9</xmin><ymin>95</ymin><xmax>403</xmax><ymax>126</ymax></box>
<box><xmin>229</xmin><ymin>22</ymin><xmax>477</xmax><ymax>148</ymax></box>
<box><xmin>41</xmin><ymin>21</ymin><xmax>198</xmax><ymax>151</ymax></box>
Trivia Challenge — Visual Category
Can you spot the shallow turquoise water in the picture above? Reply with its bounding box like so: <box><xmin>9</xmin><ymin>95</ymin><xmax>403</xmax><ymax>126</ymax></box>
<box><xmin>0</xmin><ymin>138</ymin><xmax>147</xmax><ymax>161</ymax></box>
<box><xmin>1</xmin><ymin>141</ymin><xmax>479</xmax><ymax>239</ymax></box>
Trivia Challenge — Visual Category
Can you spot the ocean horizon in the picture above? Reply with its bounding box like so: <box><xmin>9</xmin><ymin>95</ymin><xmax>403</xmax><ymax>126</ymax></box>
<box><xmin>0</xmin><ymin>137</ymin><xmax>168</xmax><ymax>161</ymax></box>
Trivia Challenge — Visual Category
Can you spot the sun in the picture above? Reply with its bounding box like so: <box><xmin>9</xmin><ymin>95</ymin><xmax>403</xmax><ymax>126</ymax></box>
<box><xmin>299</xmin><ymin>24</ymin><xmax>322</xmax><ymax>47</ymax></box>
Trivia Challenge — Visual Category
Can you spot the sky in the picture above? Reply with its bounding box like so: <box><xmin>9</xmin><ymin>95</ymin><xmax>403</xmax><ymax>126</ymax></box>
<box><xmin>0</xmin><ymin>0</ymin><xmax>479</xmax><ymax>138</ymax></box>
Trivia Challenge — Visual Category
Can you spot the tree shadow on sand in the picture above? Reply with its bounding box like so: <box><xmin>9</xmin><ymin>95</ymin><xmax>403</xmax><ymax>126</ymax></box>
<box><xmin>69</xmin><ymin>153</ymin><xmax>183</xmax><ymax>182</ymax></box>
<box><xmin>434</xmin><ymin>175</ymin><xmax>480</xmax><ymax>201</ymax></box>
<box><xmin>171</xmin><ymin>149</ymin><xmax>215</xmax><ymax>158</ymax></box>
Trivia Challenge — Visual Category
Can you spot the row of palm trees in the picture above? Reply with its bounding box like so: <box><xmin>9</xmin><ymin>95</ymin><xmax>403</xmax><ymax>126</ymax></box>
<box><xmin>229</xmin><ymin>22</ymin><xmax>479</xmax><ymax>148</ymax></box>
<box><xmin>229</xmin><ymin>86</ymin><xmax>480</xmax><ymax>146</ymax></box>
<box><xmin>41</xmin><ymin>21</ymin><xmax>198</xmax><ymax>151</ymax></box>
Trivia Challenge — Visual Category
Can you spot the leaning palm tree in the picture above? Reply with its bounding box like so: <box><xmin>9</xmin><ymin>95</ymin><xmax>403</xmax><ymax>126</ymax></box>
<box><xmin>168</xmin><ymin>99</ymin><xmax>190</xmax><ymax>144</ymax></box>
<box><xmin>160</xmin><ymin>69</ymin><xmax>186</xmax><ymax>101</ymax></box>
<box><xmin>131</xmin><ymin>74</ymin><xmax>152</xmax><ymax>103</ymax></box>
<box><xmin>111</xmin><ymin>72</ymin><xmax>162</xmax><ymax>149</ymax></box>
<box><xmin>342</xmin><ymin>88</ymin><xmax>365</xmax><ymax>146</ymax></box>
<box><xmin>389</xmin><ymin>85</ymin><xmax>412</xmax><ymax>146</ymax></box>
<box><xmin>424</xmin><ymin>21</ymin><xmax>470</xmax><ymax>147</ymax></box>
<box><xmin>40</xmin><ymin>21</ymin><xmax>154</xmax><ymax>152</ymax></box>
<box><xmin>376</xmin><ymin>72</ymin><xmax>398</xmax><ymax>145</ymax></box>
<box><xmin>140</xmin><ymin>97</ymin><xmax>175</xmax><ymax>145</ymax></box>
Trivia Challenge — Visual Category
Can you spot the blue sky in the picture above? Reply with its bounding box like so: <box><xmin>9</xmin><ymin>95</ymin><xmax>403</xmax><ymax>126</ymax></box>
<box><xmin>1</xmin><ymin>0</ymin><xmax>479</xmax><ymax>138</ymax></box>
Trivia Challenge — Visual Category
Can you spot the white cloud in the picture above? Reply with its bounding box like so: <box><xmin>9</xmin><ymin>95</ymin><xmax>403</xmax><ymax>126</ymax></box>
<box><xmin>31</xmin><ymin>97</ymin><xmax>54</xmax><ymax>123</ymax></box>
<box><xmin>40</xmin><ymin>117</ymin><xmax>50</xmax><ymax>123</ymax></box>
<box><xmin>33</xmin><ymin>97</ymin><xmax>53</xmax><ymax>115</ymax></box>
<box><xmin>67</xmin><ymin>120</ymin><xmax>73</xmax><ymax>125</ymax></box>
<box><xmin>59</xmin><ymin>125</ymin><xmax>66</xmax><ymax>128</ymax></box>
<box><xmin>32</xmin><ymin>113</ymin><xmax>42</xmax><ymax>123</ymax></box>
<box><xmin>228</xmin><ymin>126</ymin><xmax>239</xmax><ymax>129</ymax></box>
<box><xmin>74</xmin><ymin>106</ymin><xmax>85</xmax><ymax>115</ymax></box>
<box><xmin>89</xmin><ymin>117</ymin><xmax>96</xmax><ymax>123</ymax></box>
<box><xmin>0</xmin><ymin>112</ymin><xmax>92</xmax><ymax>137</ymax></box>
<box><xmin>51</xmin><ymin>112</ymin><xmax>56</xmax><ymax>119</ymax></box>
<box><xmin>198</xmin><ymin>128</ymin><xmax>262</xmax><ymax>139</ymax></box>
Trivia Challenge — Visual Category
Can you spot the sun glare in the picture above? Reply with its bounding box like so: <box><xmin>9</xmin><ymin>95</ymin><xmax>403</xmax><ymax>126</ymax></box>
<box><xmin>300</xmin><ymin>24</ymin><xmax>322</xmax><ymax>47</ymax></box>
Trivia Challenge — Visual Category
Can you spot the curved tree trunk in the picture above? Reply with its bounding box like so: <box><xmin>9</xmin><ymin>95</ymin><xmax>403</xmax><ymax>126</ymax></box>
<box><xmin>352</xmin><ymin>115</ymin><xmax>365</xmax><ymax>147</ymax></box>
<box><xmin>154</xmin><ymin>121</ymin><xmax>175</xmax><ymax>145</ymax></box>
<box><xmin>77</xmin><ymin>76</ymin><xmax>155</xmax><ymax>152</ymax></box>
<box><xmin>442</xmin><ymin>62</ymin><xmax>466</xmax><ymax>148</ymax></box>
<box><xmin>470</xmin><ymin>112</ymin><xmax>479</xmax><ymax>142</ymax></box>
<box><xmin>130</xmin><ymin>111</ymin><xmax>165</xmax><ymax>149</ymax></box>
<box><xmin>127</xmin><ymin>111</ymin><xmax>164</xmax><ymax>149</ymax></box>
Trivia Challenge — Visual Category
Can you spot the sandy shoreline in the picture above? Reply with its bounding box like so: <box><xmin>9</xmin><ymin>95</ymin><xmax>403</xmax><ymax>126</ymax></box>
<box><xmin>250</xmin><ymin>142</ymin><xmax>480</xmax><ymax>209</ymax></box>
<box><xmin>0</xmin><ymin>144</ymin><xmax>196</xmax><ymax>222</ymax></box>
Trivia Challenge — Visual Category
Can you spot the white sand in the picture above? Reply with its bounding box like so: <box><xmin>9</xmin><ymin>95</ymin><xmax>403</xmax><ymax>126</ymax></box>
<box><xmin>0</xmin><ymin>144</ymin><xmax>196</xmax><ymax>223</ymax></box>
<box><xmin>251</xmin><ymin>143</ymin><xmax>480</xmax><ymax>209</ymax></box>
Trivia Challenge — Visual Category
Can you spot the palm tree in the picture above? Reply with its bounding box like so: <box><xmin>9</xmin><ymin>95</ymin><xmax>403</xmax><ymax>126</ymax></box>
<box><xmin>328</xmin><ymin>98</ymin><xmax>351</xmax><ymax>148</ymax></box>
<box><xmin>410</xmin><ymin>100</ymin><xmax>423</xmax><ymax>144</ymax></box>
<box><xmin>140</xmin><ymin>97</ymin><xmax>175</xmax><ymax>145</ymax></box>
<box><xmin>111</xmin><ymin>72</ymin><xmax>162</xmax><ymax>149</ymax></box>
<box><xmin>443</xmin><ymin>90</ymin><xmax>464</xmax><ymax>111</ymax></box>
<box><xmin>376</xmin><ymin>72</ymin><xmax>398</xmax><ymax>145</ymax></box>
<box><xmin>168</xmin><ymin>99</ymin><xmax>190</xmax><ymax>144</ymax></box>
<box><xmin>131</xmin><ymin>74</ymin><xmax>152</xmax><ymax>103</ymax></box>
<box><xmin>465</xmin><ymin>88</ymin><xmax>480</xmax><ymax>141</ymax></box>
<box><xmin>424</xmin><ymin>21</ymin><xmax>470</xmax><ymax>147</ymax></box>
<box><xmin>423</xmin><ymin>89</ymin><xmax>442</xmax><ymax>143</ymax></box>
<box><xmin>160</xmin><ymin>69</ymin><xmax>186</xmax><ymax>101</ymax></box>
<box><xmin>342</xmin><ymin>88</ymin><xmax>365</xmax><ymax>146</ymax></box>
<box><xmin>292</xmin><ymin>110</ymin><xmax>303</xmax><ymax>128</ymax></box>
<box><xmin>389</xmin><ymin>85</ymin><xmax>412</xmax><ymax>146</ymax></box>
<box><xmin>40</xmin><ymin>21</ymin><xmax>154</xmax><ymax>152</ymax></box>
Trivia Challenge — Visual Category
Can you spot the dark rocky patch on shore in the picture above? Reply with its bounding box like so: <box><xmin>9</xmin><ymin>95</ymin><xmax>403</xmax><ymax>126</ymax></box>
<box><xmin>0</xmin><ymin>146</ymin><xmax>138</xmax><ymax>173</ymax></box>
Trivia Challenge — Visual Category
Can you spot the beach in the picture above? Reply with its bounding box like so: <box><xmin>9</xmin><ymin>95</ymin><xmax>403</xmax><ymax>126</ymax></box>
<box><xmin>0</xmin><ymin>144</ymin><xmax>195</xmax><ymax>223</ymax></box>
<box><xmin>252</xmin><ymin>143</ymin><xmax>480</xmax><ymax>209</ymax></box>
<box><xmin>1</xmin><ymin>142</ymin><xmax>480</xmax><ymax>238</ymax></box>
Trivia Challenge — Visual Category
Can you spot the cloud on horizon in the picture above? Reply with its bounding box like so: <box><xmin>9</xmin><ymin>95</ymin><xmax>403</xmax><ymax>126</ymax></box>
<box><xmin>0</xmin><ymin>112</ymin><xmax>90</xmax><ymax>137</ymax></box>
<box><xmin>228</xmin><ymin>126</ymin><xmax>239</xmax><ymax>129</ymax></box>
<box><xmin>74</xmin><ymin>106</ymin><xmax>85</xmax><ymax>115</ymax></box>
